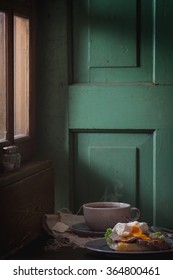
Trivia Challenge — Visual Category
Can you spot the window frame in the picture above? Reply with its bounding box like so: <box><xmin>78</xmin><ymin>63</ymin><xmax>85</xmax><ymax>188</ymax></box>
<box><xmin>0</xmin><ymin>0</ymin><xmax>35</xmax><ymax>162</ymax></box>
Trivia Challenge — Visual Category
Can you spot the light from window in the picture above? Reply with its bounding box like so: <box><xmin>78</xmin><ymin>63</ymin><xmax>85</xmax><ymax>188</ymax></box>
<box><xmin>0</xmin><ymin>12</ymin><xmax>6</xmax><ymax>142</ymax></box>
<box><xmin>14</xmin><ymin>16</ymin><xmax>29</xmax><ymax>138</ymax></box>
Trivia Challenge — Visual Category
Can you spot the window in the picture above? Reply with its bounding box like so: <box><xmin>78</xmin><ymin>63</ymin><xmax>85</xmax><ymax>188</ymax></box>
<box><xmin>0</xmin><ymin>12</ymin><xmax>6</xmax><ymax>142</ymax></box>
<box><xmin>14</xmin><ymin>16</ymin><xmax>29</xmax><ymax>138</ymax></box>
<box><xmin>0</xmin><ymin>0</ymin><xmax>35</xmax><ymax>162</ymax></box>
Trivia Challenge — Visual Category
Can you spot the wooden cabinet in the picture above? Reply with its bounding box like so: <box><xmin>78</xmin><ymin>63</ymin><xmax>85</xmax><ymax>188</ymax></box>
<box><xmin>0</xmin><ymin>160</ymin><xmax>54</xmax><ymax>257</ymax></box>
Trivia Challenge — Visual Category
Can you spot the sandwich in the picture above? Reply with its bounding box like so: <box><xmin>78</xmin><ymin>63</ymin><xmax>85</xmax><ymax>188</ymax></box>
<box><xmin>105</xmin><ymin>221</ymin><xmax>171</xmax><ymax>252</ymax></box>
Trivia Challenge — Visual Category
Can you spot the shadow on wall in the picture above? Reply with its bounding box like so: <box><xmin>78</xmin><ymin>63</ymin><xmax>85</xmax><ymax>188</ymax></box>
<box><xmin>35</xmin><ymin>0</ymin><xmax>69</xmax><ymax>209</ymax></box>
<box><xmin>69</xmin><ymin>154</ymin><xmax>154</xmax><ymax>226</ymax></box>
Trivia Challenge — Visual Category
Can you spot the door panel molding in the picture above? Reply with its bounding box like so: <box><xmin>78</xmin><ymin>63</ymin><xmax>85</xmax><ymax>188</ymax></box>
<box><xmin>72</xmin><ymin>0</ymin><xmax>152</xmax><ymax>83</ymax></box>
<box><xmin>70</xmin><ymin>129</ymin><xmax>154</xmax><ymax>224</ymax></box>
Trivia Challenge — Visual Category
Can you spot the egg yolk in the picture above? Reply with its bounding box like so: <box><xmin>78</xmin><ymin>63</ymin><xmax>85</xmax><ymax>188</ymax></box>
<box><xmin>119</xmin><ymin>242</ymin><xmax>126</xmax><ymax>250</ymax></box>
<box><xmin>131</xmin><ymin>225</ymin><xmax>150</xmax><ymax>240</ymax></box>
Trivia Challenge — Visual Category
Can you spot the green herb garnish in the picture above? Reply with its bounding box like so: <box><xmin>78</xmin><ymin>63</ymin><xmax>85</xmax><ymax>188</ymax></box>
<box><xmin>105</xmin><ymin>228</ymin><xmax>113</xmax><ymax>243</ymax></box>
<box><xmin>150</xmin><ymin>231</ymin><xmax>165</xmax><ymax>239</ymax></box>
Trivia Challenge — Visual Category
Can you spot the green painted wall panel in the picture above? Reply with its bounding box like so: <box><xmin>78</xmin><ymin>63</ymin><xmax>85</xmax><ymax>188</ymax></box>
<box><xmin>138</xmin><ymin>134</ymin><xmax>153</xmax><ymax>225</ymax></box>
<box><xmin>72</xmin><ymin>0</ymin><xmax>153</xmax><ymax>82</ymax></box>
<box><xmin>69</xmin><ymin>85</ymin><xmax>173</xmax><ymax>129</ymax></box>
<box><xmin>154</xmin><ymin>130</ymin><xmax>173</xmax><ymax>227</ymax></box>
<box><xmin>90</xmin><ymin>0</ymin><xmax>136</xmax><ymax>67</ymax></box>
<box><xmin>71</xmin><ymin>131</ymin><xmax>153</xmax><ymax>225</ymax></box>
<box><xmin>72</xmin><ymin>0</ymin><xmax>89</xmax><ymax>82</ymax></box>
<box><xmin>155</xmin><ymin>0</ymin><xmax>173</xmax><ymax>84</ymax></box>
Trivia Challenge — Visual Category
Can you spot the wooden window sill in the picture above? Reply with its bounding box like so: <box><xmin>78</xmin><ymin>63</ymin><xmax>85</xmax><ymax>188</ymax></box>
<box><xmin>0</xmin><ymin>160</ymin><xmax>53</xmax><ymax>188</ymax></box>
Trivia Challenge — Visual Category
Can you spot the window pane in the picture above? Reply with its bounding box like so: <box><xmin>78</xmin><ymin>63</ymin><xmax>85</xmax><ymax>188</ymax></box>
<box><xmin>0</xmin><ymin>12</ymin><xmax>6</xmax><ymax>141</ymax></box>
<box><xmin>14</xmin><ymin>16</ymin><xmax>29</xmax><ymax>138</ymax></box>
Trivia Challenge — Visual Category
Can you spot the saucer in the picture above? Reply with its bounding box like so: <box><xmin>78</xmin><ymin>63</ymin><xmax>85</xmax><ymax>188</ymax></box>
<box><xmin>70</xmin><ymin>222</ymin><xmax>105</xmax><ymax>237</ymax></box>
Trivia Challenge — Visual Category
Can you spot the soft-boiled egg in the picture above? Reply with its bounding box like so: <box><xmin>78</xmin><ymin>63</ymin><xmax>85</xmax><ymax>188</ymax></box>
<box><xmin>113</xmin><ymin>221</ymin><xmax>150</xmax><ymax>240</ymax></box>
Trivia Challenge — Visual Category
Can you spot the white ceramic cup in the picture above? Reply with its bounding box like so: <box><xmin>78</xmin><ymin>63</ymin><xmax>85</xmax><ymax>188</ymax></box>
<box><xmin>83</xmin><ymin>201</ymin><xmax>140</xmax><ymax>231</ymax></box>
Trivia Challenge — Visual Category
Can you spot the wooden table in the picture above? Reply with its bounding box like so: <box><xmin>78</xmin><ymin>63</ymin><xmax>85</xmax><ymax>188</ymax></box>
<box><xmin>5</xmin><ymin>235</ymin><xmax>173</xmax><ymax>260</ymax></box>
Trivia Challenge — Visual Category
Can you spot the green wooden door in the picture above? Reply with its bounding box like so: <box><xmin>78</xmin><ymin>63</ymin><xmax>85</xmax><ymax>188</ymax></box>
<box><xmin>68</xmin><ymin>0</ymin><xmax>173</xmax><ymax>228</ymax></box>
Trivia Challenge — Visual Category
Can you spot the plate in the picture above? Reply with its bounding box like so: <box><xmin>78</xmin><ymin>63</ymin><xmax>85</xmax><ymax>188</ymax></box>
<box><xmin>85</xmin><ymin>238</ymin><xmax>173</xmax><ymax>255</ymax></box>
<box><xmin>70</xmin><ymin>223</ymin><xmax>105</xmax><ymax>237</ymax></box>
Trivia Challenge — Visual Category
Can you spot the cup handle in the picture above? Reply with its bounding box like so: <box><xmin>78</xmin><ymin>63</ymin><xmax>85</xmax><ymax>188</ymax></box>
<box><xmin>129</xmin><ymin>207</ymin><xmax>140</xmax><ymax>221</ymax></box>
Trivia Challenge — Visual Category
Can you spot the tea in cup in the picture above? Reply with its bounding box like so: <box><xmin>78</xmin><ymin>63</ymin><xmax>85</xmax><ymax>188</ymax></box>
<box><xmin>83</xmin><ymin>202</ymin><xmax>140</xmax><ymax>231</ymax></box>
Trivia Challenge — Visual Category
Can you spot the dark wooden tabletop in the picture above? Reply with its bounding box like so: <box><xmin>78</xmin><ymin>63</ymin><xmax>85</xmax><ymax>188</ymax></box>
<box><xmin>5</xmin><ymin>235</ymin><xmax>173</xmax><ymax>261</ymax></box>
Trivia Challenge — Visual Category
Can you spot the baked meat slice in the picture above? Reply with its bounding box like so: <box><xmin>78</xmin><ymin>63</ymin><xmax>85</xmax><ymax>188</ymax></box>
<box><xmin>137</xmin><ymin>237</ymin><xmax>171</xmax><ymax>251</ymax></box>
